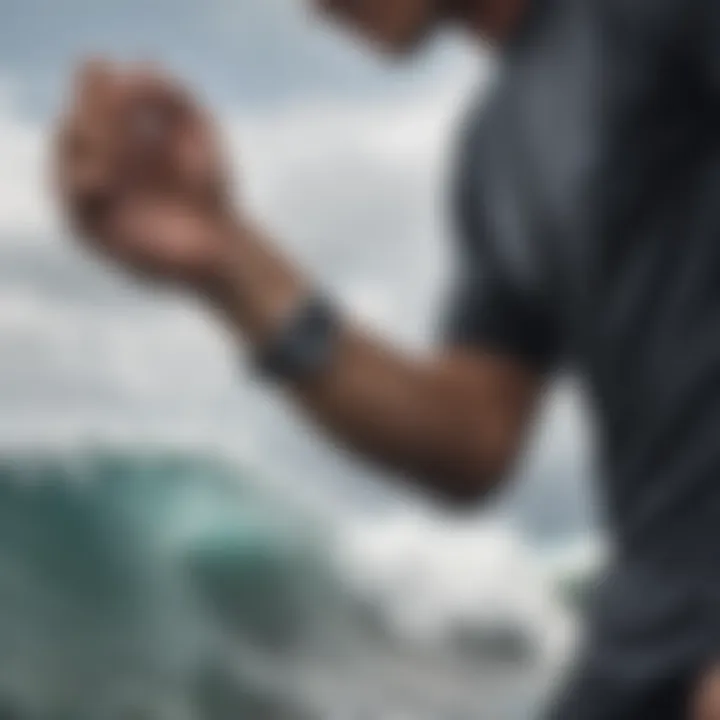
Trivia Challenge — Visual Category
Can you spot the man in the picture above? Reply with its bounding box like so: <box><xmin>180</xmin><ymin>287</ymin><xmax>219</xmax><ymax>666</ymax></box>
<box><xmin>53</xmin><ymin>0</ymin><xmax>720</xmax><ymax>717</ymax></box>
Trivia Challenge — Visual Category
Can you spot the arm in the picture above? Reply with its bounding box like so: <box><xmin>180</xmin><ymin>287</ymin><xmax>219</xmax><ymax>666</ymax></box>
<box><xmin>202</xmin><ymin>221</ymin><xmax>544</xmax><ymax>503</ymax></box>
<box><xmin>55</xmin><ymin>61</ymin><xmax>546</xmax><ymax>505</ymax></box>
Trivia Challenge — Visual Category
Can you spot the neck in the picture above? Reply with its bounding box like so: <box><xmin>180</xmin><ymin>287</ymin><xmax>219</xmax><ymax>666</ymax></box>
<box><xmin>450</xmin><ymin>0</ymin><xmax>530</xmax><ymax>43</ymax></box>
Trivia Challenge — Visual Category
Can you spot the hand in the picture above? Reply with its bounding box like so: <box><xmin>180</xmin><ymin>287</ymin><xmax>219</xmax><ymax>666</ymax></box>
<box><xmin>55</xmin><ymin>60</ymin><xmax>236</xmax><ymax>287</ymax></box>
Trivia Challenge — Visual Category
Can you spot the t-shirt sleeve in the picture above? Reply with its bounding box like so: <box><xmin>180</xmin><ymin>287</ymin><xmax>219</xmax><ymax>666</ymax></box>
<box><xmin>442</xmin><ymin>260</ymin><xmax>561</xmax><ymax>371</ymax></box>
<box><xmin>440</xmin><ymin>93</ymin><xmax>565</xmax><ymax>372</ymax></box>
<box><xmin>440</xmin><ymin>159</ymin><xmax>562</xmax><ymax>372</ymax></box>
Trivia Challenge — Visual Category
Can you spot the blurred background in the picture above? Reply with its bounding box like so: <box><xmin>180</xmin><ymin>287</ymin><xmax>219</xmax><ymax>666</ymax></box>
<box><xmin>0</xmin><ymin>0</ymin><xmax>602</xmax><ymax>717</ymax></box>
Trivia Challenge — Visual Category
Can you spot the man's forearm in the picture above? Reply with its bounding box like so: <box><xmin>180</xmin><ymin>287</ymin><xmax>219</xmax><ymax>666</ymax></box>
<box><xmin>55</xmin><ymin>61</ymin><xmax>542</xmax><ymax>504</ymax></box>
<box><xmin>201</xmin><ymin>218</ymin><xmax>541</xmax><ymax>502</ymax></box>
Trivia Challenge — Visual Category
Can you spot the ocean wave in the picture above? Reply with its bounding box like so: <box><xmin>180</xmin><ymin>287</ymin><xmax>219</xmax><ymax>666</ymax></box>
<box><xmin>0</xmin><ymin>446</ymin><xmax>574</xmax><ymax>719</ymax></box>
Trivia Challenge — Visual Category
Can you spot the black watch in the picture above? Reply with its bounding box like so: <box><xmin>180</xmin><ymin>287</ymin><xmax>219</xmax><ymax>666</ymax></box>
<box><xmin>255</xmin><ymin>294</ymin><xmax>340</xmax><ymax>381</ymax></box>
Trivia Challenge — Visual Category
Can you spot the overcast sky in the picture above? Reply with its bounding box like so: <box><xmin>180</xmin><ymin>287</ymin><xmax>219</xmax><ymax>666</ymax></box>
<box><xmin>0</xmin><ymin>0</ymin><xmax>598</xmax><ymax>542</ymax></box>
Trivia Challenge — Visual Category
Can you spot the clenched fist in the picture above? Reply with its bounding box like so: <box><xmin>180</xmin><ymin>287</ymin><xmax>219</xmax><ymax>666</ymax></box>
<box><xmin>55</xmin><ymin>60</ymin><xmax>237</xmax><ymax>287</ymax></box>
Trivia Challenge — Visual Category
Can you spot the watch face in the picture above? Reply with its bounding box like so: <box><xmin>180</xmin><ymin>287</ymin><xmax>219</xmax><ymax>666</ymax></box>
<box><xmin>258</xmin><ymin>296</ymin><xmax>339</xmax><ymax>380</ymax></box>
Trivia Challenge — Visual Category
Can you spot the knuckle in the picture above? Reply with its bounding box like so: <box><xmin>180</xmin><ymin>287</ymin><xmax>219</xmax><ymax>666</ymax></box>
<box><xmin>74</xmin><ymin>57</ymin><xmax>112</xmax><ymax>95</ymax></box>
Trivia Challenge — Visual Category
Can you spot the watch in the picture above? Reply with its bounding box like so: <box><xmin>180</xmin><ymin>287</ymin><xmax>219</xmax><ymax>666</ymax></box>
<box><xmin>255</xmin><ymin>294</ymin><xmax>340</xmax><ymax>381</ymax></box>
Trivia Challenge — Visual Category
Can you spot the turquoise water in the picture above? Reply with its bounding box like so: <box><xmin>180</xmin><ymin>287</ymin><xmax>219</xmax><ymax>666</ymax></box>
<box><xmin>0</xmin><ymin>449</ymin><xmax>332</xmax><ymax>718</ymax></box>
<box><xmin>0</xmin><ymin>449</ymin><xmax>540</xmax><ymax>719</ymax></box>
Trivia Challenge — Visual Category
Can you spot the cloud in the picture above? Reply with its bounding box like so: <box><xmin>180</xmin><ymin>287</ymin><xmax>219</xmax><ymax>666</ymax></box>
<box><xmin>0</xmin><ymin>56</ymin><xmax>593</xmax><ymax>539</ymax></box>
<box><xmin>0</xmin><ymin>81</ymin><xmax>55</xmax><ymax>239</ymax></box>
<box><xmin>0</xmin><ymin>0</ymin><xmax>480</xmax><ymax>118</ymax></box>
<box><xmin>0</xmin><ymin>74</ymin><xmax>469</xmax><ymax>489</ymax></box>
<box><xmin>0</xmin><ymin>63</ymin><xmax>483</xmax><ymax>403</ymax></box>
<box><xmin>229</xmin><ymin>81</ymin><xmax>482</xmax><ymax>342</ymax></box>
<box><xmin>337</xmin><ymin>510</ymin><xmax>576</xmax><ymax>665</ymax></box>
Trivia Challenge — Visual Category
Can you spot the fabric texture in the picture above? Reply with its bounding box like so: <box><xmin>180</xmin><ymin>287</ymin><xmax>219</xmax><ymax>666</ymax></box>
<box><xmin>443</xmin><ymin>0</ymin><xmax>720</xmax><ymax>716</ymax></box>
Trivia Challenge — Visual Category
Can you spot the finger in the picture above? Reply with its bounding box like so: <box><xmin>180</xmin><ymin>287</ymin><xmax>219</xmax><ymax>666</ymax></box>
<box><xmin>124</xmin><ymin>67</ymin><xmax>219</xmax><ymax>168</ymax></box>
<box><xmin>120</xmin><ymin>65</ymin><xmax>192</xmax><ymax>143</ymax></box>
<box><xmin>115</xmin><ymin>66</ymin><xmax>209</xmax><ymax>190</ymax></box>
<box><xmin>70</xmin><ymin>58</ymin><xmax>120</xmax><ymax>119</ymax></box>
<box><xmin>62</xmin><ymin>60</ymin><xmax>125</xmax><ymax>180</ymax></box>
<box><xmin>54</xmin><ymin>116</ymin><xmax>118</xmax><ymax>237</ymax></box>
<box><xmin>57</xmin><ymin>64</ymin><xmax>170</xmax><ymax>232</ymax></box>
<box><xmin>55</xmin><ymin>108</ymin><xmax>118</xmax><ymax>195</ymax></box>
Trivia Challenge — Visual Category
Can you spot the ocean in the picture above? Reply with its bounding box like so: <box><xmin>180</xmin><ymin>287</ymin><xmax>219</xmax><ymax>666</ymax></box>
<box><xmin>0</xmin><ymin>10</ymin><xmax>599</xmax><ymax>713</ymax></box>
<box><xmin>0</xmin><ymin>447</ymin><xmax>565</xmax><ymax>720</ymax></box>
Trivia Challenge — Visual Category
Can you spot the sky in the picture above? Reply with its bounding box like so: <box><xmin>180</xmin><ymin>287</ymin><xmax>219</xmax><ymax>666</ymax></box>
<box><xmin>0</xmin><ymin>0</ymin><xmax>599</xmax><ymax>544</ymax></box>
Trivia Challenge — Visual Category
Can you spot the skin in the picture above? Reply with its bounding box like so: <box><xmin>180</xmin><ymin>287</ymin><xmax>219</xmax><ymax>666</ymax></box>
<box><xmin>52</xmin><ymin>0</ymin><xmax>720</xmax><ymax>715</ymax></box>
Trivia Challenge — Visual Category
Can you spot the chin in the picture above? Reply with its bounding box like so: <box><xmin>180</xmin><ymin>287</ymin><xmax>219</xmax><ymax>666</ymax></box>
<box><xmin>323</xmin><ymin>0</ymin><xmax>440</xmax><ymax>58</ymax></box>
<box><xmin>379</xmin><ymin>27</ymin><xmax>436</xmax><ymax>56</ymax></box>
<box><xmin>364</xmin><ymin>17</ymin><xmax>439</xmax><ymax>57</ymax></box>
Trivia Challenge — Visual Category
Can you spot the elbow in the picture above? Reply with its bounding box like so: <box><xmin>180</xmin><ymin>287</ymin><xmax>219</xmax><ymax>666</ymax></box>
<box><xmin>431</xmin><ymin>480</ymin><xmax>488</xmax><ymax>509</ymax></box>
<box><xmin>415</xmin><ymin>453</ymin><xmax>513</xmax><ymax>510</ymax></box>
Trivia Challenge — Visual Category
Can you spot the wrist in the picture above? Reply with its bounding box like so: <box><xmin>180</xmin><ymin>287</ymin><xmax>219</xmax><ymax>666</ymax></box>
<box><xmin>198</xmin><ymin>214</ymin><xmax>309</xmax><ymax>345</ymax></box>
<box><xmin>196</xmin><ymin>212</ymin><xmax>249</xmax><ymax>292</ymax></box>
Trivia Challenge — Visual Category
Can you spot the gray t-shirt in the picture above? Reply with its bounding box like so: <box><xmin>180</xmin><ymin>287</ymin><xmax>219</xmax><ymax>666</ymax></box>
<box><xmin>446</xmin><ymin>0</ymin><xmax>720</xmax><ymax>716</ymax></box>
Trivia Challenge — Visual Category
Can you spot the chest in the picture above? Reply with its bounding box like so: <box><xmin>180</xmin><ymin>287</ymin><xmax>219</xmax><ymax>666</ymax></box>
<box><xmin>468</xmin><ymin>0</ymin><xmax>708</xmax><ymax>347</ymax></box>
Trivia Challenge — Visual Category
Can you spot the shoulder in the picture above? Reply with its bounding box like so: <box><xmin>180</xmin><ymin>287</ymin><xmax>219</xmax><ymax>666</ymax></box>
<box><xmin>451</xmin><ymin>81</ymin><xmax>511</xmax><ymax>253</ymax></box>
<box><xmin>452</xmin><ymin>81</ymin><xmax>507</xmax><ymax>225</ymax></box>
<box><xmin>451</xmin><ymin>102</ymin><xmax>491</xmax><ymax>260</ymax></box>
